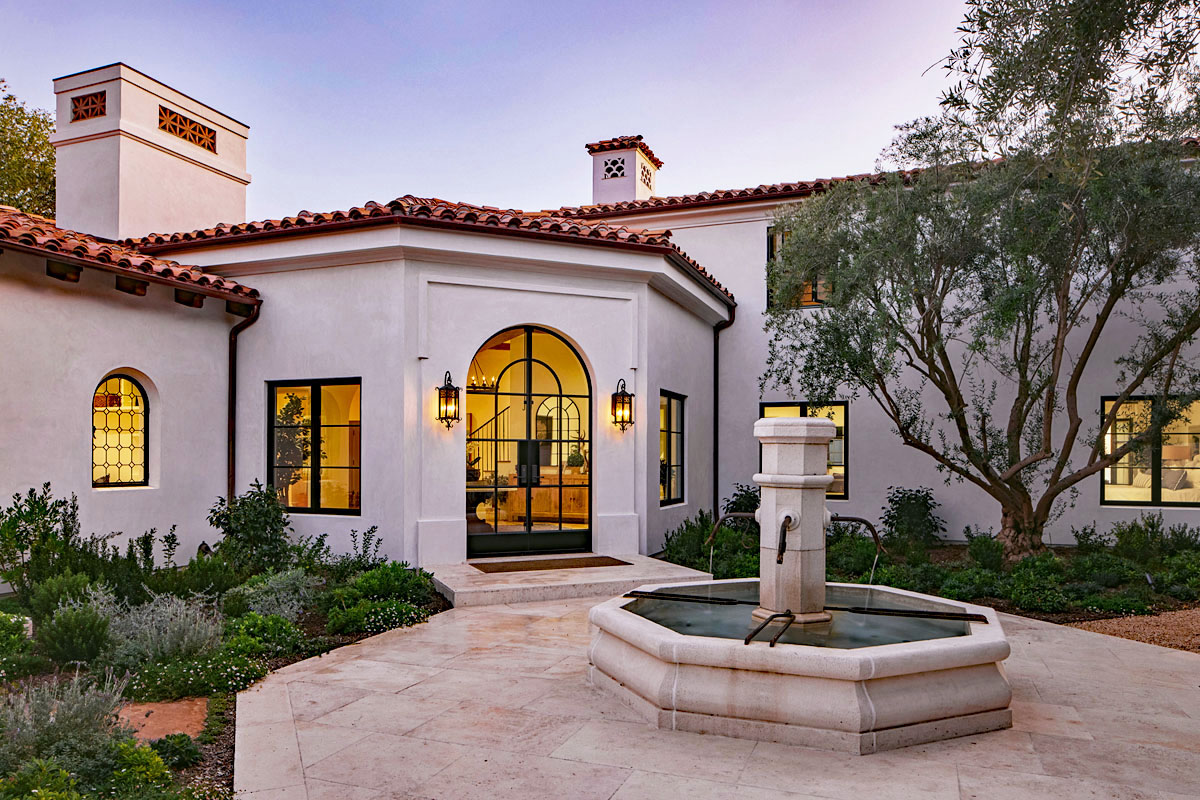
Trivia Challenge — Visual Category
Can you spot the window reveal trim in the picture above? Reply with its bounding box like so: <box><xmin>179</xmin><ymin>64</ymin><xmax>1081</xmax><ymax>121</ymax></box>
<box><xmin>267</xmin><ymin>378</ymin><xmax>362</xmax><ymax>515</ymax></box>
<box><xmin>660</xmin><ymin>390</ymin><xmax>686</xmax><ymax>506</ymax></box>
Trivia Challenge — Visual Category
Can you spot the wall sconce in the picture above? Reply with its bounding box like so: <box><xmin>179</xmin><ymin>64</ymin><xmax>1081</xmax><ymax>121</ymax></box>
<box><xmin>611</xmin><ymin>378</ymin><xmax>634</xmax><ymax>432</ymax></box>
<box><xmin>437</xmin><ymin>371</ymin><xmax>460</xmax><ymax>429</ymax></box>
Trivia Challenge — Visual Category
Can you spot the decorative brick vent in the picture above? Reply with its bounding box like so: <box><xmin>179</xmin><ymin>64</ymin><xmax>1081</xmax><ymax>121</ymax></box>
<box><xmin>71</xmin><ymin>91</ymin><xmax>106</xmax><ymax>122</ymax></box>
<box><xmin>603</xmin><ymin>157</ymin><xmax>625</xmax><ymax>179</ymax></box>
<box><xmin>158</xmin><ymin>105</ymin><xmax>217</xmax><ymax>153</ymax></box>
<box><xmin>640</xmin><ymin>163</ymin><xmax>653</xmax><ymax>189</ymax></box>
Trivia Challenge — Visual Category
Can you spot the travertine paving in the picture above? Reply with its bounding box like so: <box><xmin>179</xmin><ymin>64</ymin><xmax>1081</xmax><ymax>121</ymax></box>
<box><xmin>235</xmin><ymin>598</ymin><xmax>1200</xmax><ymax>800</ymax></box>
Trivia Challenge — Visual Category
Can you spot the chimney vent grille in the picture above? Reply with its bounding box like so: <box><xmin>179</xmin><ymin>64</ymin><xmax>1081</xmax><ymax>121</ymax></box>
<box><xmin>158</xmin><ymin>105</ymin><xmax>217</xmax><ymax>153</ymax></box>
<box><xmin>71</xmin><ymin>91</ymin><xmax>107</xmax><ymax>122</ymax></box>
<box><xmin>603</xmin><ymin>157</ymin><xmax>626</xmax><ymax>179</ymax></box>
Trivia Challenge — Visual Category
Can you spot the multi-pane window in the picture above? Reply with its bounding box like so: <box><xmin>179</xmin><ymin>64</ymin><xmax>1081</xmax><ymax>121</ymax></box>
<box><xmin>92</xmin><ymin>375</ymin><xmax>148</xmax><ymax>487</ymax></box>
<box><xmin>1101</xmin><ymin>396</ymin><xmax>1200</xmax><ymax>506</ymax></box>
<box><xmin>766</xmin><ymin>226</ymin><xmax>827</xmax><ymax>310</ymax></box>
<box><xmin>659</xmin><ymin>392</ymin><xmax>685</xmax><ymax>505</ymax></box>
<box><xmin>268</xmin><ymin>379</ymin><xmax>361</xmax><ymax>514</ymax></box>
<box><xmin>760</xmin><ymin>402</ymin><xmax>848</xmax><ymax>499</ymax></box>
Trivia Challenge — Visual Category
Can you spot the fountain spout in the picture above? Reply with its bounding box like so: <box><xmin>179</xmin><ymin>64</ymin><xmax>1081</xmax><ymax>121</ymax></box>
<box><xmin>752</xmin><ymin>417</ymin><xmax>837</xmax><ymax>625</ymax></box>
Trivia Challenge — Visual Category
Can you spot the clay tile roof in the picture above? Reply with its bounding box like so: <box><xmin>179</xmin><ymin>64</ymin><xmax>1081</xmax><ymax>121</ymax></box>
<box><xmin>0</xmin><ymin>205</ymin><xmax>260</xmax><ymax>302</ymax></box>
<box><xmin>131</xmin><ymin>195</ymin><xmax>733</xmax><ymax>305</ymax></box>
<box><xmin>584</xmin><ymin>135</ymin><xmax>664</xmax><ymax>169</ymax></box>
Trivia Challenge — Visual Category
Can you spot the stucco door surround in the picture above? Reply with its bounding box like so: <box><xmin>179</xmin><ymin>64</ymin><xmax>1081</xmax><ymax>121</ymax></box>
<box><xmin>464</xmin><ymin>326</ymin><xmax>593</xmax><ymax>557</ymax></box>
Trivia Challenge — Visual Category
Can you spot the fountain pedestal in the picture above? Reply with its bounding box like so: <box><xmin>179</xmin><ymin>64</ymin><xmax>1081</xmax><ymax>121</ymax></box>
<box><xmin>753</xmin><ymin>417</ymin><xmax>836</xmax><ymax>625</ymax></box>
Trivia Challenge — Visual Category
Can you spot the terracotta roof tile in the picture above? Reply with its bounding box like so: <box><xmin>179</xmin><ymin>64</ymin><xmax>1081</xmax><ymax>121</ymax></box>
<box><xmin>0</xmin><ymin>205</ymin><xmax>260</xmax><ymax>302</ymax></box>
<box><xmin>131</xmin><ymin>195</ymin><xmax>733</xmax><ymax>305</ymax></box>
<box><xmin>585</xmin><ymin>135</ymin><xmax>663</xmax><ymax>169</ymax></box>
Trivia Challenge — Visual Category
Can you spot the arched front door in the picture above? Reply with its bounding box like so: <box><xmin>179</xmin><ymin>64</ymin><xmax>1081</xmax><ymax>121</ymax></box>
<box><xmin>465</xmin><ymin>326</ymin><xmax>591</xmax><ymax>557</ymax></box>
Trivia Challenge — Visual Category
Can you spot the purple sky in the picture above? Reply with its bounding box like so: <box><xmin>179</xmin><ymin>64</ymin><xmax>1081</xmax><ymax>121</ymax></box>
<box><xmin>2</xmin><ymin>1</ymin><xmax>967</xmax><ymax>221</ymax></box>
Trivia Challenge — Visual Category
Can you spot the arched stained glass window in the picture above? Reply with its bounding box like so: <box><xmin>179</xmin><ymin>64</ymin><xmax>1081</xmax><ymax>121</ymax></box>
<box><xmin>92</xmin><ymin>375</ymin><xmax>148</xmax><ymax>487</ymax></box>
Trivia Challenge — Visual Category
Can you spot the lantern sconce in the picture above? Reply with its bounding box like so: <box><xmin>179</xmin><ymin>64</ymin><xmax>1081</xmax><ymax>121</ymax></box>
<box><xmin>437</xmin><ymin>371</ymin><xmax>460</xmax><ymax>429</ymax></box>
<box><xmin>611</xmin><ymin>378</ymin><xmax>634</xmax><ymax>432</ymax></box>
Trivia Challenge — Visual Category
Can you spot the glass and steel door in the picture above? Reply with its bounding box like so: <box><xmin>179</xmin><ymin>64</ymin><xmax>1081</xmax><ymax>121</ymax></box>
<box><xmin>464</xmin><ymin>327</ymin><xmax>592</xmax><ymax>556</ymax></box>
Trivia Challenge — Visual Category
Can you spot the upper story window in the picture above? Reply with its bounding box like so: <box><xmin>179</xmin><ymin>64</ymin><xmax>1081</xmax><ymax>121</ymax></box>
<box><xmin>766</xmin><ymin>226</ymin><xmax>828</xmax><ymax>310</ymax></box>
<box><xmin>92</xmin><ymin>375</ymin><xmax>148</xmax><ymax>487</ymax></box>
<box><xmin>268</xmin><ymin>379</ymin><xmax>361</xmax><ymax>514</ymax></box>
<box><xmin>660</xmin><ymin>391</ymin><xmax>685</xmax><ymax>505</ymax></box>
<box><xmin>71</xmin><ymin>91</ymin><xmax>106</xmax><ymax>122</ymax></box>
<box><xmin>1101</xmin><ymin>396</ymin><xmax>1200</xmax><ymax>506</ymax></box>
<box><xmin>760</xmin><ymin>401</ymin><xmax>848</xmax><ymax>499</ymax></box>
<box><xmin>158</xmin><ymin>105</ymin><xmax>217</xmax><ymax>153</ymax></box>
<box><xmin>603</xmin><ymin>157</ymin><xmax>626</xmax><ymax>179</ymax></box>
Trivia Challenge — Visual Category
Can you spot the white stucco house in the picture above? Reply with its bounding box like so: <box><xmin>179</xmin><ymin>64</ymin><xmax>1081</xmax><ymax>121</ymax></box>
<box><xmin>2</xmin><ymin>63</ymin><xmax>1197</xmax><ymax>567</ymax></box>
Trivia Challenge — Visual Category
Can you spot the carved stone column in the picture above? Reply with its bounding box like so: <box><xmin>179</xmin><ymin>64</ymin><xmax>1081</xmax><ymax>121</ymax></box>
<box><xmin>753</xmin><ymin>417</ymin><xmax>835</xmax><ymax>624</ymax></box>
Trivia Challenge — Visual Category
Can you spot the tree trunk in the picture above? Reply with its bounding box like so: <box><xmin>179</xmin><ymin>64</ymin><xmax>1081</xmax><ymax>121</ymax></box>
<box><xmin>996</xmin><ymin>506</ymin><xmax>1044</xmax><ymax>561</ymax></box>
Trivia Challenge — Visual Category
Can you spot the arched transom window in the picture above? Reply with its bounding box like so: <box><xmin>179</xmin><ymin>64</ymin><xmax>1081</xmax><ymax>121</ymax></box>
<box><xmin>92</xmin><ymin>375</ymin><xmax>148</xmax><ymax>487</ymax></box>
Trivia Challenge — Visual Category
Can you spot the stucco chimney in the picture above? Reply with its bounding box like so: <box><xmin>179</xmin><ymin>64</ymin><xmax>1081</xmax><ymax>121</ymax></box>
<box><xmin>586</xmin><ymin>135</ymin><xmax>661</xmax><ymax>206</ymax></box>
<box><xmin>49</xmin><ymin>63</ymin><xmax>250</xmax><ymax>240</ymax></box>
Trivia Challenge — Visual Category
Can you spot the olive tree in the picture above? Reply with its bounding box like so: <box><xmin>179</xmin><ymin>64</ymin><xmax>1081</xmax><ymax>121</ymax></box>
<box><xmin>764</xmin><ymin>0</ymin><xmax>1200</xmax><ymax>556</ymax></box>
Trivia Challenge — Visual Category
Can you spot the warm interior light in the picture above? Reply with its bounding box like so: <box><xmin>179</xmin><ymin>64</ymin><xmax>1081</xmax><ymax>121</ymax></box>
<box><xmin>611</xmin><ymin>378</ymin><xmax>634</xmax><ymax>432</ymax></box>
<box><xmin>437</xmin><ymin>371</ymin><xmax>461</xmax><ymax>429</ymax></box>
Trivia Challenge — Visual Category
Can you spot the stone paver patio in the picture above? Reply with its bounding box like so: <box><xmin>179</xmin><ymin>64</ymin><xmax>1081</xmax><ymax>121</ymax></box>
<box><xmin>235</xmin><ymin>596</ymin><xmax>1200</xmax><ymax>799</ymax></box>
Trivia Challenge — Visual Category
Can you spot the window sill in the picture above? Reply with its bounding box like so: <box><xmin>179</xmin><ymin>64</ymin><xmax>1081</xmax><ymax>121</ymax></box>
<box><xmin>92</xmin><ymin>484</ymin><xmax>154</xmax><ymax>492</ymax></box>
<box><xmin>659</xmin><ymin>500</ymin><xmax>686</xmax><ymax>508</ymax></box>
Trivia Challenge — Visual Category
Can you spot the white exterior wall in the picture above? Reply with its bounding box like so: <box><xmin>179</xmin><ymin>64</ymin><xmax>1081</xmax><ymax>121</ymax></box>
<box><xmin>645</xmin><ymin>289</ymin><xmax>716</xmax><ymax>553</ymax></box>
<box><xmin>166</xmin><ymin>224</ymin><xmax>729</xmax><ymax>565</ymax></box>
<box><xmin>0</xmin><ymin>250</ymin><xmax>233</xmax><ymax>558</ymax></box>
<box><xmin>606</xmin><ymin>203</ymin><xmax>1200</xmax><ymax>543</ymax></box>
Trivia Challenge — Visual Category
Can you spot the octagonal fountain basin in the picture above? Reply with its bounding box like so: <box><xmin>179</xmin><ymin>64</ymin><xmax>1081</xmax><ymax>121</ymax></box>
<box><xmin>587</xmin><ymin>578</ymin><xmax>1012</xmax><ymax>755</ymax></box>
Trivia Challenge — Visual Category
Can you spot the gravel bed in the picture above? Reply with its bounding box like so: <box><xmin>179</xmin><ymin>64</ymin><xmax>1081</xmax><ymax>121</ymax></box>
<box><xmin>1069</xmin><ymin>607</ymin><xmax>1200</xmax><ymax>653</ymax></box>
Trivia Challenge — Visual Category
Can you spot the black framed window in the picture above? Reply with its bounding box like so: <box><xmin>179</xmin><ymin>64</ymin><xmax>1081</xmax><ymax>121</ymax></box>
<box><xmin>92</xmin><ymin>374</ymin><xmax>148</xmax><ymax>487</ymax></box>
<box><xmin>1101</xmin><ymin>395</ymin><xmax>1200</xmax><ymax>507</ymax></box>
<box><xmin>759</xmin><ymin>401</ymin><xmax>848</xmax><ymax>499</ymax></box>
<box><xmin>766</xmin><ymin>226</ymin><xmax>827</xmax><ymax>310</ymax></box>
<box><xmin>268</xmin><ymin>379</ymin><xmax>361</xmax><ymax>514</ymax></box>
<box><xmin>660</xmin><ymin>391</ymin><xmax>685</xmax><ymax>505</ymax></box>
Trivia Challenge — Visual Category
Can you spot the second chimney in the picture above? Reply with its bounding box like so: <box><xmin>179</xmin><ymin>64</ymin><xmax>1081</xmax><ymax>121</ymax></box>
<box><xmin>586</xmin><ymin>135</ymin><xmax>661</xmax><ymax>206</ymax></box>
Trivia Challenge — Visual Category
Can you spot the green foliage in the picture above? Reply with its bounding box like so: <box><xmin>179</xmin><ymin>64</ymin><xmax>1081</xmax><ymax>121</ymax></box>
<box><xmin>102</xmin><ymin>590</ymin><xmax>224</xmax><ymax>673</ymax></box>
<box><xmin>149</xmin><ymin>734</ymin><xmax>202</xmax><ymax>770</ymax></box>
<box><xmin>660</xmin><ymin>509</ymin><xmax>759</xmax><ymax>580</ymax></box>
<box><xmin>222</xmin><ymin>568</ymin><xmax>317</xmax><ymax>621</ymax></box>
<box><xmin>1111</xmin><ymin>513</ymin><xmax>1200</xmax><ymax>566</ymax></box>
<box><xmin>0</xmin><ymin>674</ymin><xmax>130</xmax><ymax>787</ymax></box>
<box><xmin>0</xmin><ymin>79</ymin><xmax>55</xmax><ymax>216</ymax></box>
<box><xmin>880</xmin><ymin>487</ymin><xmax>945</xmax><ymax>563</ymax></box>
<box><xmin>349</xmin><ymin>562</ymin><xmax>434</xmax><ymax>606</ymax></box>
<box><xmin>36</xmin><ymin>603</ymin><xmax>110</xmax><ymax>665</ymax></box>
<box><xmin>0</xmin><ymin>758</ymin><xmax>83</xmax><ymax>800</ymax></box>
<box><xmin>108</xmin><ymin>741</ymin><xmax>172</xmax><ymax>791</ymax></box>
<box><xmin>125</xmin><ymin>651</ymin><xmax>267</xmax><ymax>702</ymax></box>
<box><xmin>0</xmin><ymin>611</ymin><xmax>44</xmax><ymax>682</ymax></box>
<box><xmin>29</xmin><ymin>571</ymin><xmax>92</xmax><ymax>625</ymax></box>
<box><xmin>1007</xmin><ymin>564</ymin><xmax>1069</xmax><ymax>613</ymax></box>
<box><xmin>723</xmin><ymin>483</ymin><xmax>761</xmax><ymax>515</ymax></box>
<box><xmin>826</xmin><ymin>524</ymin><xmax>880</xmax><ymax>577</ymax></box>
<box><xmin>223</xmin><ymin>612</ymin><xmax>303</xmax><ymax>656</ymax></box>
<box><xmin>0</xmin><ymin>611</ymin><xmax>27</xmax><ymax>654</ymax></box>
<box><xmin>869</xmin><ymin>562</ymin><xmax>949</xmax><ymax>595</ymax></box>
<box><xmin>207</xmin><ymin>481</ymin><xmax>293</xmax><ymax>576</ymax></box>
<box><xmin>326</xmin><ymin>599</ymin><xmax>429</xmax><ymax>635</ymax></box>
<box><xmin>1080</xmin><ymin>592</ymin><xmax>1152</xmax><ymax>616</ymax></box>
<box><xmin>1071</xmin><ymin>522</ymin><xmax>1111</xmax><ymax>555</ymax></box>
<box><xmin>147</xmin><ymin>554</ymin><xmax>242</xmax><ymax>599</ymax></box>
<box><xmin>939</xmin><ymin>567</ymin><xmax>1004</xmax><ymax>600</ymax></box>
<box><xmin>1069</xmin><ymin>552</ymin><xmax>1138</xmax><ymax>588</ymax></box>
<box><xmin>965</xmin><ymin>527</ymin><xmax>1005</xmax><ymax>572</ymax></box>
<box><xmin>292</xmin><ymin>527</ymin><xmax>386</xmax><ymax>585</ymax></box>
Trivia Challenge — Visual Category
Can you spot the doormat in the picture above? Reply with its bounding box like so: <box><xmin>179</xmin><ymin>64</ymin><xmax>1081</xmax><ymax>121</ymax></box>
<box><xmin>472</xmin><ymin>556</ymin><xmax>631</xmax><ymax>573</ymax></box>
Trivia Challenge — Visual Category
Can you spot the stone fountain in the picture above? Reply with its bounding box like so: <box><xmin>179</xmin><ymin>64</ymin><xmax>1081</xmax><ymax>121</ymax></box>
<box><xmin>588</xmin><ymin>417</ymin><xmax>1012</xmax><ymax>754</ymax></box>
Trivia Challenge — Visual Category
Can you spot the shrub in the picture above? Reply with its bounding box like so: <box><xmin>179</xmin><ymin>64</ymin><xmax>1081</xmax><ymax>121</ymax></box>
<box><xmin>350</xmin><ymin>562</ymin><xmax>434</xmax><ymax>606</ymax></box>
<box><xmin>1012</xmin><ymin>552</ymin><xmax>1066</xmax><ymax>582</ymax></box>
<box><xmin>1069</xmin><ymin>552</ymin><xmax>1138</xmax><ymax>588</ymax></box>
<box><xmin>826</xmin><ymin>525</ymin><xmax>880</xmax><ymax>577</ymax></box>
<box><xmin>126</xmin><ymin>651</ymin><xmax>267</xmax><ymax>702</ymax></box>
<box><xmin>37</xmin><ymin>603</ymin><xmax>110</xmax><ymax>665</ymax></box>
<box><xmin>868</xmin><ymin>562</ymin><xmax>948</xmax><ymax>594</ymax></box>
<box><xmin>149</xmin><ymin>733</ymin><xmax>202</xmax><ymax>770</ymax></box>
<box><xmin>223</xmin><ymin>612</ymin><xmax>303</xmax><ymax>656</ymax></box>
<box><xmin>0</xmin><ymin>611</ymin><xmax>28</xmax><ymax>655</ymax></box>
<box><xmin>965</xmin><ymin>527</ymin><xmax>1005</xmax><ymax>572</ymax></box>
<box><xmin>1062</xmin><ymin>581</ymin><xmax>1107</xmax><ymax>601</ymax></box>
<box><xmin>326</xmin><ymin>599</ymin><xmax>429</xmax><ymax>635</ymax></box>
<box><xmin>939</xmin><ymin>567</ymin><xmax>1003</xmax><ymax>600</ymax></box>
<box><xmin>207</xmin><ymin>481</ymin><xmax>293</xmax><ymax>575</ymax></box>
<box><xmin>1081</xmin><ymin>592</ymin><xmax>1152</xmax><ymax>615</ymax></box>
<box><xmin>104</xmin><ymin>591</ymin><xmax>224</xmax><ymax>672</ymax></box>
<box><xmin>1007</xmin><ymin>572</ymin><xmax>1069</xmax><ymax>613</ymax></box>
<box><xmin>148</xmin><ymin>554</ymin><xmax>242</xmax><ymax>599</ymax></box>
<box><xmin>1071</xmin><ymin>522</ymin><xmax>1111</xmax><ymax>555</ymax></box>
<box><xmin>222</xmin><ymin>568</ymin><xmax>317</xmax><ymax>622</ymax></box>
<box><xmin>293</xmin><ymin>527</ymin><xmax>386</xmax><ymax>585</ymax></box>
<box><xmin>880</xmin><ymin>486</ymin><xmax>945</xmax><ymax>563</ymax></box>
<box><xmin>0</xmin><ymin>484</ymin><xmax>83</xmax><ymax>602</ymax></box>
<box><xmin>1111</xmin><ymin>513</ymin><xmax>1200</xmax><ymax>565</ymax></box>
<box><xmin>108</xmin><ymin>741</ymin><xmax>173</xmax><ymax>791</ymax></box>
<box><xmin>0</xmin><ymin>611</ymin><xmax>45</xmax><ymax>682</ymax></box>
<box><xmin>29</xmin><ymin>570</ymin><xmax>92</xmax><ymax>625</ymax></box>
<box><xmin>0</xmin><ymin>674</ymin><xmax>130</xmax><ymax>787</ymax></box>
<box><xmin>0</xmin><ymin>758</ymin><xmax>83</xmax><ymax>800</ymax></box>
